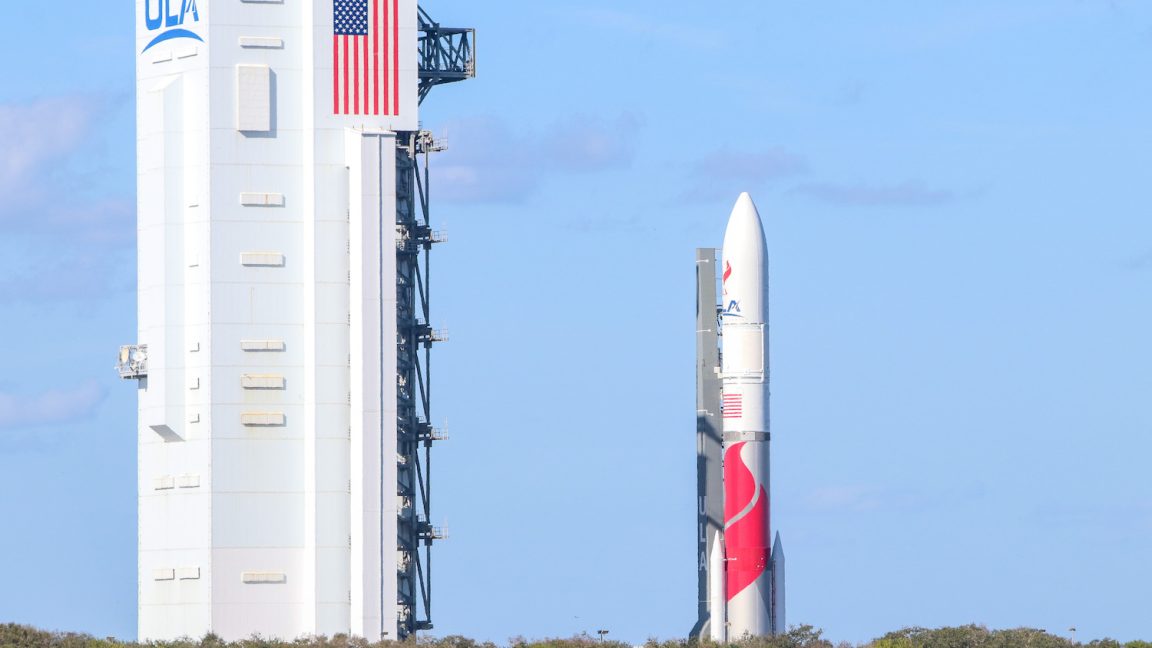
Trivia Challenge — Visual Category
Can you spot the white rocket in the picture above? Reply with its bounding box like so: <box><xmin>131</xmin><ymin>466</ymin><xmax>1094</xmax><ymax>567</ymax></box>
<box><xmin>703</xmin><ymin>193</ymin><xmax>784</xmax><ymax>641</ymax></box>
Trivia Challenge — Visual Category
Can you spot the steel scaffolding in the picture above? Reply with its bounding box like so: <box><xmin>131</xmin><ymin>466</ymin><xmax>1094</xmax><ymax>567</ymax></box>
<box><xmin>393</xmin><ymin>7</ymin><xmax>474</xmax><ymax>635</ymax></box>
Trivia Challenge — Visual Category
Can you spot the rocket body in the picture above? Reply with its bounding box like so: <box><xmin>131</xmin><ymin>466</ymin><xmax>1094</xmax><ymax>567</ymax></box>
<box><xmin>720</xmin><ymin>193</ymin><xmax>773</xmax><ymax>638</ymax></box>
<box><xmin>692</xmin><ymin>193</ymin><xmax>783</xmax><ymax>640</ymax></box>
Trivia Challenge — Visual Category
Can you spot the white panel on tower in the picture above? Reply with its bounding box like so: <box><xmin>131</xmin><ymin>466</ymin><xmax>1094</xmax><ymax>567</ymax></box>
<box><xmin>239</xmin><ymin>37</ymin><xmax>285</xmax><ymax>49</ymax></box>
<box><xmin>239</xmin><ymin>192</ymin><xmax>285</xmax><ymax>207</ymax></box>
<box><xmin>177</xmin><ymin>474</ymin><xmax>202</xmax><ymax>489</ymax></box>
<box><xmin>178</xmin><ymin>567</ymin><xmax>202</xmax><ymax>580</ymax></box>
<box><xmin>241</xmin><ymin>412</ymin><xmax>286</xmax><ymax>427</ymax></box>
<box><xmin>240</xmin><ymin>252</ymin><xmax>286</xmax><ymax>267</ymax></box>
<box><xmin>242</xmin><ymin>572</ymin><xmax>288</xmax><ymax>584</ymax></box>
<box><xmin>240</xmin><ymin>339</ymin><xmax>286</xmax><ymax>352</ymax></box>
<box><xmin>241</xmin><ymin>374</ymin><xmax>287</xmax><ymax>390</ymax></box>
<box><xmin>236</xmin><ymin>64</ymin><xmax>272</xmax><ymax>132</ymax></box>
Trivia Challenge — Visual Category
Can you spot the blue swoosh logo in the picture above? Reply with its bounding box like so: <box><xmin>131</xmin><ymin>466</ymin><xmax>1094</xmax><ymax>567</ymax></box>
<box><xmin>142</xmin><ymin>28</ymin><xmax>204</xmax><ymax>53</ymax></box>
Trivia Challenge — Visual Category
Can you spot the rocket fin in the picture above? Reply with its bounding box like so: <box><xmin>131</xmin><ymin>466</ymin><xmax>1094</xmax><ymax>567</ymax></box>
<box><xmin>770</xmin><ymin>531</ymin><xmax>785</xmax><ymax>635</ymax></box>
<box><xmin>708</xmin><ymin>530</ymin><xmax>727</xmax><ymax>642</ymax></box>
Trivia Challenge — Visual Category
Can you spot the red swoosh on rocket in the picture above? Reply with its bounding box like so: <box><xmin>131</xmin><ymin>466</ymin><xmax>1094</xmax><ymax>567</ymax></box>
<box><xmin>723</xmin><ymin>442</ymin><xmax>769</xmax><ymax>600</ymax></box>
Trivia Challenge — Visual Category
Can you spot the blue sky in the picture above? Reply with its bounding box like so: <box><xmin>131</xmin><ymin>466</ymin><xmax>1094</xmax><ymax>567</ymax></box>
<box><xmin>1</xmin><ymin>0</ymin><xmax>1150</xmax><ymax>644</ymax></box>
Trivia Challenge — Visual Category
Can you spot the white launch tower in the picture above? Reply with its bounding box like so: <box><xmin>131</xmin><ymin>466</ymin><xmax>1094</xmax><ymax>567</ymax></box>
<box><xmin>120</xmin><ymin>1</ymin><xmax>472</xmax><ymax>641</ymax></box>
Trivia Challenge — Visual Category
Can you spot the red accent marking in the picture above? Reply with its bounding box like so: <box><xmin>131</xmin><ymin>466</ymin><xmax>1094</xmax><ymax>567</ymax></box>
<box><xmin>342</xmin><ymin>35</ymin><xmax>350</xmax><ymax>114</ymax></box>
<box><xmin>372</xmin><ymin>0</ymin><xmax>379</xmax><ymax>115</ymax></box>
<box><xmin>353</xmin><ymin>36</ymin><xmax>360</xmax><ymax>114</ymax></box>
<box><xmin>723</xmin><ymin>443</ymin><xmax>752</xmax><ymax>526</ymax></box>
<box><xmin>723</xmin><ymin>261</ymin><xmax>732</xmax><ymax>283</ymax></box>
<box><xmin>723</xmin><ymin>443</ymin><xmax>769</xmax><ymax>601</ymax></box>
<box><xmin>362</xmin><ymin>34</ymin><xmax>369</xmax><ymax>114</ymax></box>
<box><xmin>392</xmin><ymin>0</ymin><xmax>399</xmax><ymax>115</ymax></box>
<box><xmin>333</xmin><ymin>37</ymin><xmax>339</xmax><ymax>114</ymax></box>
<box><xmin>382</xmin><ymin>0</ymin><xmax>390</xmax><ymax>114</ymax></box>
<box><xmin>722</xmin><ymin>393</ymin><xmax>743</xmax><ymax>419</ymax></box>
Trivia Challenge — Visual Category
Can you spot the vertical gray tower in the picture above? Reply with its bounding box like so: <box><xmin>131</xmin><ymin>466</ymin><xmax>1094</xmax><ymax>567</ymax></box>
<box><xmin>692</xmin><ymin>248</ymin><xmax>724</xmax><ymax>638</ymax></box>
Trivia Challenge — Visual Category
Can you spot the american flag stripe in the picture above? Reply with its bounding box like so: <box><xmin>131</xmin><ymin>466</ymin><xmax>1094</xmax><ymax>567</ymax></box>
<box><xmin>372</xmin><ymin>0</ymin><xmax>378</xmax><ymax>114</ymax></box>
<box><xmin>392</xmin><ymin>0</ymin><xmax>399</xmax><ymax>115</ymax></box>
<box><xmin>723</xmin><ymin>393</ymin><xmax>743</xmax><ymax>419</ymax></box>
<box><xmin>334</xmin><ymin>0</ymin><xmax>400</xmax><ymax>116</ymax></box>
<box><xmin>385</xmin><ymin>0</ymin><xmax>392</xmax><ymax>112</ymax></box>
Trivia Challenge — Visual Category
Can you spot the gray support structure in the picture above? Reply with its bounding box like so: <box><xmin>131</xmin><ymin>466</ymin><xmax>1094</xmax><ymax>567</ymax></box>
<box><xmin>692</xmin><ymin>248</ymin><xmax>724</xmax><ymax>639</ymax></box>
<box><xmin>395</xmin><ymin>131</ymin><xmax>446</xmax><ymax>637</ymax></box>
<box><xmin>417</xmin><ymin>8</ymin><xmax>476</xmax><ymax>104</ymax></box>
<box><xmin>392</xmin><ymin>7</ymin><xmax>474</xmax><ymax>637</ymax></box>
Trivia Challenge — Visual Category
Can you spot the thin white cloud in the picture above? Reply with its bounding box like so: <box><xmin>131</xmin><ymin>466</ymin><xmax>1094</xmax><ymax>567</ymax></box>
<box><xmin>834</xmin><ymin>80</ymin><xmax>868</xmax><ymax>106</ymax></box>
<box><xmin>793</xmin><ymin>180</ymin><xmax>960</xmax><ymax>207</ymax></box>
<box><xmin>560</xmin><ymin>7</ymin><xmax>725</xmax><ymax>49</ymax></box>
<box><xmin>540</xmin><ymin>113</ymin><xmax>640</xmax><ymax>173</ymax></box>
<box><xmin>0</xmin><ymin>381</ymin><xmax>106</xmax><ymax>430</ymax></box>
<box><xmin>805</xmin><ymin>482</ymin><xmax>986</xmax><ymax>515</ymax></box>
<box><xmin>681</xmin><ymin>147</ymin><xmax>809</xmax><ymax>202</ymax></box>
<box><xmin>0</xmin><ymin>96</ymin><xmax>133</xmax><ymax>301</ymax></box>
<box><xmin>434</xmin><ymin>116</ymin><xmax>537</xmax><ymax>204</ymax></box>
<box><xmin>1122</xmin><ymin>248</ymin><xmax>1152</xmax><ymax>271</ymax></box>
<box><xmin>0</xmin><ymin>249</ymin><xmax>132</xmax><ymax>302</ymax></box>
<box><xmin>805</xmin><ymin>485</ymin><xmax>889</xmax><ymax>513</ymax></box>
<box><xmin>436</xmin><ymin>161</ymin><xmax>538</xmax><ymax>205</ymax></box>
<box><xmin>434</xmin><ymin>113</ymin><xmax>641</xmax><ymax>204</ymax></box>
<box><xmin>0</xmin><ymin>97</ymin><xmax>95</xmax><ymax>212</ymax></box>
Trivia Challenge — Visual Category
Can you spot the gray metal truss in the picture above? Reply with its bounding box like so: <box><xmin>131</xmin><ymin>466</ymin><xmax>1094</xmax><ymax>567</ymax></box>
<box><xmin>393</xmin><ymin>6</ymin><xmax>473</xmax><ymax>637</ymax></box>
<box><xmin>418</xmin><ymin>7</ymin><xmax>476</xmax><ymax>104</ymax></box>
<box><xmin>394</xmin><ymin>131</ymin><xmax>446</xmax><ymax>637</ymax></box>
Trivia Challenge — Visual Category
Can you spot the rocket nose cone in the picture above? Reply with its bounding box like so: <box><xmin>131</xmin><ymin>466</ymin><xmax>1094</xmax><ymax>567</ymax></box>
<box><xmin>720</xmin><ymin>191</ymin><xmax>768</xmax><ymax>320</ymax></box>
<box><xmin>724</xmin><ymin>192</ymin><xmax>766</xmax><ymax>242</ymax></box>
<box><xmin>735</xmin><ymin>191</ymin><xmax>755</xmax><ymax>211</ymax></box>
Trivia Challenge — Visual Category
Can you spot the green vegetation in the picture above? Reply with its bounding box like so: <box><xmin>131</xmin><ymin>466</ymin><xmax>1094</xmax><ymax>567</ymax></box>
<box><xmin>1</xmin><ymin>624</ymin><xmax>1147</xmax><ymax>648</ymax></box>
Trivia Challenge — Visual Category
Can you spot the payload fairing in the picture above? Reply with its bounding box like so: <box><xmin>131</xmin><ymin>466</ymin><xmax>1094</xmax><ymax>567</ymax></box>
<box><xmin>695</xmin><ymin>194</ymin><xmax>784</xmax><ymax>641</ymax></box>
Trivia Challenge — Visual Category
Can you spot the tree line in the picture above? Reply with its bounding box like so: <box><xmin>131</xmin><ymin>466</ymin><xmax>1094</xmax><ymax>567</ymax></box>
<box><xmin>2</xmin><ymin>624</ymin><xmax>1149</xmax><ymax>648</ymax></box>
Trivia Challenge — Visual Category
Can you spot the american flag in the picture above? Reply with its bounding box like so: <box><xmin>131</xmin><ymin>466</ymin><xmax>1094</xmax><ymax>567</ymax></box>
<box><xmin>722</xmin><ymin>392</ymin><xmax>743</xmax><ymax>419</ymax></box>
<box><xmin>333</xmin><ymin>0</ymin><xmax>400</xmax><ymax>116</ymax></box>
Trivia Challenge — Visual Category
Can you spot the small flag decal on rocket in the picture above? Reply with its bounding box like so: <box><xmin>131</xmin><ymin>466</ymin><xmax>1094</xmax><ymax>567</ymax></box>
<box><xmin>333</xmin><ymin>0</ymin><xmax>400</xmax><ymax>116</ymax></box>
<box><xmin>722</xmin><ymin>392</ymin><xmax>743</xmax><ymax>419</ymax></box>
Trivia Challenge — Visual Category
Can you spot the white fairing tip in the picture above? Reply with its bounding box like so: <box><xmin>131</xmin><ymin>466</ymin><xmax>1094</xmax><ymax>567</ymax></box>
<box><xmin>723</xmin><ymin>193</ymin><xmax>765</xmax><ymax>250</ymax></box>
<box><xmin>734</xmin><ymin>191</ymin><xmax>756</xmax><ymax>213</ymax></box>
<box><xmin>720</xmin><ymin>192</ymin><xmax>768</xmax><ymax>324</ymax></box>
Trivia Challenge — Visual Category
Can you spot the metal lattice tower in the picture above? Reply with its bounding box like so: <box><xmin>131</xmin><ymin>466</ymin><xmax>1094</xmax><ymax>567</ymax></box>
<box><xmin>417</xmin><ymin>8</ymin><xmax>476</xmax><ymax>104</ymax></box>
<box><xmin>393</xmin><ymin>8</ymin><xmax>474</xmax><ymax>637</ymax></box>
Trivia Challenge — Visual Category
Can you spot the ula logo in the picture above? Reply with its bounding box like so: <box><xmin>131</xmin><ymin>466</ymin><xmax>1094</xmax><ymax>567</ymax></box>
<box><xmin>722</xmin><ymin>300</ymin><xmax>742</xmax><ymax>318</ymax></box>
<box><xmin>142</xmin><ymin>0</ymin><xmax>203</xmax><ymax>53</ymax></box>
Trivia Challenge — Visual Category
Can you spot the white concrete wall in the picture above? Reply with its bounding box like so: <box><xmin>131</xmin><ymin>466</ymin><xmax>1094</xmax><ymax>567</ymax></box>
<box><xmin>136</xmin><ymin>0</ymin><xmax>412</xmax><ymax>640</ymax></box>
